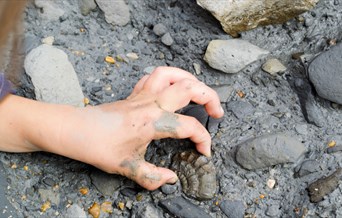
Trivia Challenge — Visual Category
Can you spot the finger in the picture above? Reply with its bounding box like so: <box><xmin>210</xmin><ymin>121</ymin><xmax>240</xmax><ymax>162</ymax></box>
<box><xmin>121</xmin><ymin>159</ymin><xmax>178</xmax><ymax>191</ymax></box>
<box><xmin>156</xmin><ymin>79</ymin><xmax>224</xmax><ymax>118</ymax></box>
<box><xmin>127</xmin><ymin>75</ymin><xmax>150</xmax><ymax>99</ymax></box>
<box><xmin>153</xmin><ymin>112</ymin><xmax>212</xmax><ymax>157</ymax></box>
<box><xmin>143</xmin><ymin>66</ymin><xmax>199</xmax><ymax>93</ymax></box>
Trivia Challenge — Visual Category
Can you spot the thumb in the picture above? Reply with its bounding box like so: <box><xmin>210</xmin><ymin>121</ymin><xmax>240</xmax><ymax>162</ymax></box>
<box><xmin>134</xmin><ymin>161</ymin><xmax>178</xmax><ymax>191</ymax></box>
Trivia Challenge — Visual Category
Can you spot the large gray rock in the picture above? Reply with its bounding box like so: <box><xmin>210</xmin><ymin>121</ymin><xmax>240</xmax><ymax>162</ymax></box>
<box><xmin>78</xmin><ymin>0</ymin><xmax>97</xmax><ymax>16</ymax></box>
<box><xmin>34</xmin><ymin>0</ymin><xmax>65</xmax><ymax>21</ymax></box>
<box><xmin>204</xmin><ymin>39</ymin><xmax>269</xmax><ymax>74</ymax></box>
<box><xmin>308</xmin><ymin>43</ymin><xmax>342</xmax><ymax>105</ymax></box>
<box><xmin>235</xmin><ymin>134</ymin><xmax>306</xmax><ymax>170</ymax></box>
<box><xmin>24</xmin><ymin>44</ymin><xmax>84</xmax><ymax>107</ymax></box>
<box><xmin>196</xmin><ymin>0</ymin><xmax>319</xmax><ymax>36</ymax></box>
<box><xmin>95</xmin><ymin>0</ymin><xmax>130</xmax><ymax>26</ymax></box>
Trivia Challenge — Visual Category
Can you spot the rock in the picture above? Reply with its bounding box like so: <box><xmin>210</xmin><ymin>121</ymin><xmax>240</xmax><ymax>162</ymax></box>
<box><xmin>24</xmin><ymin>44</ymin><xmax>84</xmax><ymax>107</ymax></box>
<box><xmin>327</xmin><ymin>146</ymin><xmax>342</xmax><ymax>154</ymax></box>
<box><xmin>219</xmin><ymin>200</ymin><xmax>245</xmax><ymax>218</ymax></box>
<box><xmin>262</xmin><ymin>59</ymin><xmax>287</xmax><ymax>75</ymax></box>
<box><xmin>34</xmin><ymin>0</ymin><xmax>65</xmax><ymax>21</ymax></box>
<box><xmin>153</xmin><ymin>23</ymin><xmax>168</xmax><ymax>36</ymax></box>
<box><xmin>204</xmin><ymin>39</ymin><xmax>269</xmax><ymax>74</ymax></box>
<box><xmin>196</xmin><ymin>0</ymin><xmax>319</xmax><ymax>36</ymax></box>
<box><xmin>210</xmin><ymin>85</ymin><xmax>234</xmax><ymax>103</ymax></box>
<box><xmin>120</xmin><ymin>187</ymin><xmax>140</xmax><ymax>197</ymax></box>
<box><xmin>95</xmin><ymin>0</ymin><xmax>130</xmax><ymax>26</ymax></box>
<box><xmin>65</xmin><ymin>204</ymin><xmax>87</xmax><ymax>218</ymax></box>
<box><xmin>294</xmin><ymin>160</ymin><xmax>320</xmax><ymax>177</ymax></box>
<box><xmin>90</xmin><ymin>170</ymin><xmax>121</xmax><ymax>196</ymax></box>
<box><xmin>78</xmin><ymin>0</ymin><xmax>97</xmax><ymax>16</ymax></box>
<box><xmin>307</xmin><ymin>168</ymin><xmax>342</xmax><ymax>203</ymax></box>
<box><xmin>266</xmin><ymin>204</ymin><xmax>281</xmax><ymax>217</ymax></box>
<box><xmin>193</xmin><ymin>63</ymin><xmax>201</xmax><ymax>75</ymax></box>
<box><xmin>308</xmin><ymin>43</ymin><xmax>342</xmax><ymax>105</ymax></box>
<box><xmin>126</xmin><ymin>53</ymin><xmax>139</xmax><ymax>60</ymax></box>
<box><xmin>135</xmin><ymin>204</ymin><xmax>162</xmax><ymax>218</ymax></box>
<box><xmin>226</xmin><ymin>100</ymin><xmax>255</xmax><ymax>119</ymax></box>
<box><xmin>38</xmin><ymin>189</ymin><xmax>60</xmax><ymax>206</ymax></box>
<box><xmin>160</xmin><ymin>183</ymin><xmax>178</xmax><ymax>195</ymax></box>
<box><xmin>161</xmin><ymin>33</ymin><xmax>174</xmax><ymax>46</ymax></box>
<box><xmin>41</xmin><ymin>36</ymin><xmax>54</xmax><ymax>46</ymax></box>
<box><xmin>235</xmin><ymin>134</ymin><xmax>306</xmax><ymax>170</ymax></box>
<box><xmin>267</xmin><ymin>179</ymin><xmax>276</xmax><ymax>189</ymax></box>
<box><xmin>304</xmin><ymin>95</ymin><xmax>325</xmax><ymax>127</ymax></box>
<box><xmin>159</xmin><ymin>196</ymin><xmax>211</xmax><ymax>218</ymax></box>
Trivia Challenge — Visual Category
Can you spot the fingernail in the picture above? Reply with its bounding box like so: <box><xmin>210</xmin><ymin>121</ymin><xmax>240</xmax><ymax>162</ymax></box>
<box><xmin>166</xmin><ymin>176</ymin><xmax>178</xmax><ymax>184</ymax></box>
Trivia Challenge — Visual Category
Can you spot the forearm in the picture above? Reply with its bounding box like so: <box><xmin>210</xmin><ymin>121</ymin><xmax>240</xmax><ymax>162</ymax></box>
<box><xmin>0</xmin><ymin>94</ymin><xmax>74</xmax><ymax>153</ymax></box>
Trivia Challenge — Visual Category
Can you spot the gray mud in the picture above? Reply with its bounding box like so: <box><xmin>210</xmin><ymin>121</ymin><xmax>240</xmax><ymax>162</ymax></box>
<box><xmin>1</xmin><ymin>0</ymin><xmax>342</xmax><ymax>217</ymax></box>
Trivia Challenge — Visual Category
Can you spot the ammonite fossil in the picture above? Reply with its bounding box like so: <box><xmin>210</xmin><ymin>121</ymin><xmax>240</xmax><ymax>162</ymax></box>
<box><xmin>171</xmin><ymin>150</ymin><xmax>217</xmax><ymax>200</ymax></box>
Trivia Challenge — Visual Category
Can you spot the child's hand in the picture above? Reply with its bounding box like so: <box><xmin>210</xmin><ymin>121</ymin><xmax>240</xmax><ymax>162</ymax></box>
<box><xmin>49</xmin><ymin>67</ymin><xmax>224</xmax><ymax>190</ymax></box>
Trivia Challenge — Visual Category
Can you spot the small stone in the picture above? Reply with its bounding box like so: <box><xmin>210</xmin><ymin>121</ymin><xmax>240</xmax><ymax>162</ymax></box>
<box><xmin>41</xmin><ymin>36</ymin><xmax>54</xmax><ymax>46</ymax></box>
<box><xmin>117</xmin><ymin>202</ymin><xmax>125</xmax><ymax>211</ymax></box>
<box><xmin>143</xmin><ymin>66</ymin><xmax>156</xmax><ymax>74</ymax></box>
<box><xmin>65</xmin><ymin>204</ymin><xmax>87</xmax><ymax>218</ymax></box>
<box><xmin>23</xmin><ymin>166</ymin><xmax>29</xmax><ymax>171</ymax></box>
<box><xmin>160</xmin><ymin>183</ymin><xmax>178</xmax><ymax>195</ymax></box>
<box><xmin>90</xmin><ymin>170</ymin><xmax>121</xmax><ymax>196</ymax></box>
<box><xmin>79</xmin><ymin>187</ymin><xmax>89</xmax><ymax>195</ymax></box>
<box><xmin>262</xmin><ymin>58</ymin><xmax>287</xmax><ymax>75</ymax></box>
<box><xmin>83</xmin><ymin>97</ymin><xmax>90</xmax><ymax>106</ymax></box>
<box><xmin>101</xmin><ymin>201</ymin><xmax>113</xmax><ymax>213</ymax></box>
<box><xmin>161</xmin><ymin>33</ymin><xmax>174</xmax><ymax>46</ymax></box>
<box><xmin>79</xmin><ymin>0</ymin><xmax>97</xmax><ymax>16</ymax></box>
<box><xmin>34</xmin><ymin>0</ymin><xmax>65</xmax><ymax>21</ymax></box>
<box><xmin>328</xmin><ymin>140</ymin><xmax>337</xmax><ymax>148</ymax></box>
<box><xmin>105</xmin><ymin>56</ymin><xmax>116</xmax><ymax>64</ymax></box>
<box><xmin>267</xmin><ymin>179</ymin><xmax>276</xmax><ymax>189</ymax></box>
<box><xmin>295</xmin><ymin>160</ymin><xmax>320</xmax><ymax>177</ymax></box>
<box><xmin>159</xmin><ymin>196</ymin><xmax>211</xmax><ymax>218</ymax></box>
<box><xmin>126</xmin><ymin>52</ymin><xmax>139</xmax><ymax>60</ymax></box>
<box><xmin>95</xmin><ymin>0</ymin><xmax>130</xmax><ymax>26</ymax></box>
<box><xmin>42</xmin><ymin>177</ymin><xmax>55</xmax><ymax>187</ymax></box>
<box><xmin>120</xmin><ymin>187</ymin><xmax>139</xmax><ymax>197</ymax></box>
<box><xmin>40</xmin><ymin>201</ymin><xmax>51</xmax><ymax>213</ymax></box>
<box><xmin>88</xmin><ymin>202</ymin><xmax>101</xmax><ymax>218</ymax></box>
<box><xmin>193</xmin><ymin>63</ymin><xmax>201</xmax><ymax>75</ymax></box>
<box><xmin>219</xmin><ymin>200</ymin><xmax>245</xmax><ymax>218</ymax></box>
<box><xmin>136</xmin><ymin>193</ymin><xmax>143</xmax><ymax>201</ymax></box>
<box><xmin>304</xmin><ymin>95</ymin><xmax>325</xmax><ymax>127</ymax></box>
<box><xmin>211</xmin><ymin>85</ymin><xmax>234</xmax><ymax>103</ymax></box>
<box><xmin>308</xmin><ymin>43</ymin><xmax>342</xmax><ymax>104</ymax></box>
<box><xmin>235</xmin><ymin>133</ymin><xmax>306</xmax><ymax>170</ymax></box>
<box><xmin>204</xmin><ymin>39</ymin><xmax>269</xmax><ymax>74</ymax></box>
<box><xmin>125</xmin><ymin>200</ymin><xmax>133</xmax><ymax>210</ymax></box>
<box><xmin>266</xmin><ymin>205</ymin><xmax>281</xmax><ymax>217</ymax></box>
<box><xmin>38</xmin><ymin>189</ymin><xmax>60</xmax><ymax>206</ymax></box>
<box><xmin>153</xmin><ymin>23</ymin><xmax>168</xmax><ymax>36</ymax></box>
<box><xmin>226</xmin><ymin>100</ymin><xmax>255</xmax><ymax>119</ymax></box>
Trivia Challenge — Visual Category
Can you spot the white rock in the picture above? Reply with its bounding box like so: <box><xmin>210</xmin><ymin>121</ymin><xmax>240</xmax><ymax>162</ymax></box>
<box><xmin>24</xmin><ymin>44</ymin><xmax>84</xmax><ymax>107</ymax></box>
<box><xmin>95</xmin><ymin>0</ymin><xmax>130</xmax><ymax>26</ymax></box>
<box><xmin>267</xmin><ymin>179</ymin><xmax>276</xmax><ymax>189</ymax></box>
<box><xmin>34</xmin><ymin>0</ymin><xmax>65</xmax><ymax>21</ymax></box>
<box><xmin>193</xmin><ymin>63</ymin><xmax>201</xmax><ymax>75</ymax></box>
<box><xmin>41</xmin><ymin>36</ymin><xmax>54</xmax><ymax>46</ymax></box>
<box><xmin>262</xmin><ymin>58</ymin><xmax>287</xmax><ymax>75</ymax></box>
<box><xmin>204</xmin><ymin>39</ymin><xmax>269</xmax><ymax>74</ymax></box>
<box><xmin>126</xmin><ymin>53</ymin><xmax>139</xmax><ymax>60</ymax></box>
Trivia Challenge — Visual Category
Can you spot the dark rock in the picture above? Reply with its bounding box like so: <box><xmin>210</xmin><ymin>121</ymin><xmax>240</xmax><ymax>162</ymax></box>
<box><xmin>295</xmin><ymin>160</ymin><xmax>320</xmax><ymax>177</ymax></box>
<box><xmin>120</xmin><ymin>187</ymin><xmax>139</xmax><ymax>197</ymax></box>
<box><xmin>235</xmin><ymin>134</ymin><xmax>306</xmax><ymax>170</ymax></box>
<box><xmin>160</xmin><ymin>183</ymin><xmax>178</xmax><ymax>195</ymax></box>
<box><xmin>90</xmin><ymin>170</ymin><xmax>121</xmax><ymax>196</ymax></box>
<box><xmin>308</xmin><ymin>43</ymin><xmax>342</xmax><ymax>105</ymax></box>
<box><xmin>307</xmin><ymin>168</ymin><xmax>342</xmax><ymax>203</ymax></box>
<box><xmin>327</xmin><ymin>146</ymin><xmax>342</xmax><ymax>154</ymax></box>
<box><xmin>219</xmin><ymin>200</ymin><xmax>245</xmax><ymax>218</ymax></box>
<box><xmin>159</xmin><ymin>196</ymin><xmax>211</xmax><ymax>218</ymax></box>
<box><xmin>226</xmin><ymin>101</ymin><xmax>255</xmax><ymax>119</ymax></box>
<box><xmin>42</xmin><ymin>177</ymin><xmax>55</xmax><ymax>187</ymax></box>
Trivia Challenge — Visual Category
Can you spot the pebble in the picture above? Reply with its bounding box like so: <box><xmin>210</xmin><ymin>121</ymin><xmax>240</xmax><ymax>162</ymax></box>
<box><xmin>219</xmin><ymin>200</ymin><xmax>245</xmax><ymax>218</ymax></box>
<box><xmin>204</xmin><ymin>39</ymin><xmax>269</xmax><ymax>74</ymax></box>
<box><xmin>193</xmin><ymin>63</ymin><xmax>201</xmax><ymax>75</ymax></box>
<box><xmin>160</xmin><ymin>183</ymin><xmax>178</xmax><ymax>195</ymax></box>
<box><xmin>235</xmin><ymin>133</ymin><xmax>306</xmax><ymax>170</ymax></box>
<box><xmin>267</xmin><ymin>179</ymin><xmax>276</xmax><ymax>189</ymax></box>
<box><xmin>308</xmin><ymin>168</ymin><xmax>342</xmax><ymax>203</ymax></box>
<box><xmin>262</xmin><ymin>58</ymin><xmax>287</xmax><ymax>75</ymax></box>
<box><xmin>38</xmin><ymin>189</ymin><xmax>60</xmax><ymax>206</ymax></box>
<box><xmin>159</xmin><ymin>196</ymin><xmax>211</xmax><ymax>218</ymax></box>
<box><xmin>211</xmin><ymin>85</ymin><xmax>234</xmax><ymax>103</ymax></box>
<box><xmin>126</xmin><ymin>53</ymin><xmax>139</xmax><ymax>60</ymax></box>
<box><xmin>304</xmin><ymin>95</ymin><xmax>325</xmax><ymax>127</ymax></box>
<box><xmin>153</xmin><ymin>23</ymin><xmax>168</xmax><ymax>36</ymax></box>
<box><xmin>34</xmin><ymin>0</ymin><xmax>65</xmax><ymax>21</ymax></box>
<box><xmin>65</xmin><ymin>204</ymin><xmax>87</xmax><ymax>218</ymax></box>
<box><xmin>295</xmin><ymin>160</ymin><xmax>320</xmax><ymax>177</ymax></box>
<box><xmin>161</xmin><ymin>33</ymin><xmax>174</xmax><ymax>46</ymax></box>
<box><xmin>90</xmin><ymin>170</ymin><xmax>121</xmax><ymax>196</ymax></box>
<box><xmin>266</xmin><ymin>204</ymin><xmax>281</xmax><ymax>217</ymax></box>
<box><xmin>41</xmin><ymin>36</ymin><xmax>54</xmax><ymax>46</ymax></box>
<box><xmin>24</xmin><ymin>44</ymin><xmax>85</xmax><ymax>107</ymax></box>
<box><xmin>308</xmin><ymin>42</ymin><xmax>342</xmax><ymax>105</ymax></box>
<box><xmin>95</xmin><ymin>0</ymin><xmax>130</xmax><ymax>26</ymax></box>
<box><xmin>78</xmin><ymin>0</ymin><xmax>97</xmax><ymax>16</ymax></box>
<box><xmin>226</xmin><ymin>100</ymin><xmax>255</xmax><ymax>119</ymax></box>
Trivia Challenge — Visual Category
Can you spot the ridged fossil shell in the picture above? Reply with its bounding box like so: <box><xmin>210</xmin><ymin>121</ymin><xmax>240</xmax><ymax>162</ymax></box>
<box><xmin>171</xmin><ymin>150</ymin><xmax>217</xmax><ymax>200</ymax></box>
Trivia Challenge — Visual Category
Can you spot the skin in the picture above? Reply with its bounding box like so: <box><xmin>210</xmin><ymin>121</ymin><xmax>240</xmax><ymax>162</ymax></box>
<box><xmin>0</xmin><ymin>66</ymin><xmax>224</xmax><ymax>190</ymax></box>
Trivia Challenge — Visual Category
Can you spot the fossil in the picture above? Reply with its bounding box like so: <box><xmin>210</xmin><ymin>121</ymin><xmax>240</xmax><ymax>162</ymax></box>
<box><xmin>171</xmin><ymin>150</ymin><xmax>216</xmax><ymax>200</ymax></box>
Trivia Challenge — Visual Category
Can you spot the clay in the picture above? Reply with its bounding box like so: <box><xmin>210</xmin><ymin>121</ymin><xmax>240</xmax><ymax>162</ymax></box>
<box><xmin>171</xmin><ymin>150</ymin><xmax>216</xmax><ymax>200</ymax></box>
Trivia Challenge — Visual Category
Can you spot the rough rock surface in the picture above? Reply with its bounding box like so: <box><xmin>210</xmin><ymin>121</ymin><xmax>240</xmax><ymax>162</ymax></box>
<box><xmin>197</xmin><ymin>0</ymin><xmax>320</xmax><ymax>36</ymax></box>
<box><xmin>219</xmin><ymin>200</ymin><xmax>245</xmax><ymax>218</ymax></box>
<box><xmin>159</xmin><ymin>196</ymin><xmax>211</xmax><ymax>218</ymax></box>
<box><xmin>78</xmin><ymin>0</ymin><xmax>97</xmax><ymax>16</ymax></box>
<box><xmin>95</xmin><ymin>0</ymin><xmax>130</xmax><ymax>26</ymax></box>
<box><xmin>235</xmin><ymin>134</ymin><xmax>306</xmax><ymax>170</ymax></box>
<box><xmin>24</xmin><ymin>44</ymin><xmax>84</xmax><ymax>107</ymax></box>
<box><xmin>90</xmin><ymin>170</ymin><xmax>121</xmax><ymax>196</ymax></box>
<box><xmin>308</xmin><ymin>43</ymin><xmax>342</xmax><ymax>105</ymax></box>
<box><xmin>204</xmin><ymin>39</ymin><xmax>269</xmax><ymax>74</ymax></box>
